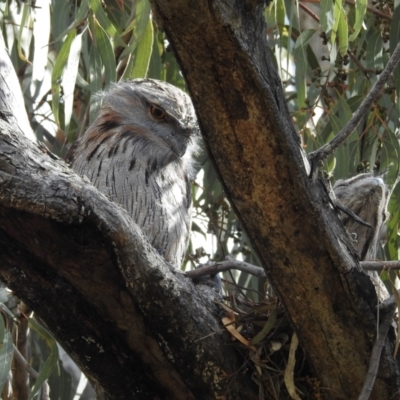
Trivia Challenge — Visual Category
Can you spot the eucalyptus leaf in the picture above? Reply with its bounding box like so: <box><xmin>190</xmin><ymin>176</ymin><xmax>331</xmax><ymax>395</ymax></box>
<box><xmin>0</xmin><ymin>332</ymin><xmax>13</xmax><ymax>394</ymax></box>
<box><xmin>51</xmin><ymin>29</ymin><xmax>77</xmax><ymax>126</ymax></box>
<box><xmin>62</xmin><ymin>31</ymin><xmax>83</xmax><ymax>135</ymax></box>
<box><xmin>28</xmin><ymin>318</ymin><xmax>59</xmax><ymax>400</ymax></box>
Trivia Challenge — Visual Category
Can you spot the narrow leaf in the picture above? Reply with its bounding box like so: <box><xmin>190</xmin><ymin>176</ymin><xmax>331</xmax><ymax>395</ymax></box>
<box><xmin>89</xmin><ymin>45</ymin><xmax>103</xmax><ymax>124</ymax></box>
<box><xmin>337</xmin><ymin>8</ymin><xmax>348</xmax><ymax>57</ymax></box>
<box><xmin>62</xmin><ymin>31</ymin><xmax>83</xmax><ymax>135</ymax></box>
<box><xmin>17</xmin><ymin>2</ymin><xmax>30</xmax><ymax>62</ymax></box>
<box><xmin>366</xmin><ymin>32</ymin><xmax>383</xmax><ymax>71</ymax></box>
<box><xmin>284</xmin><ymin>333</ymin><xmax>301</xmax><ymax>400</ymax></box>
<box><xmin>28</xmin><ymin>318</ymin><xmax>59</xmax><ymax>400</ymax></box>
<box><xmin>52</xmin><ymin>0</ymin><xmax>89</xmax><ymax>45</ymax></box>
<box><xmin>349</xmin><ymin>0</ymin><xmax>367</xmax><ymax>41</ymax></box>
<box><xmin>51</xmin><ymin>29</ymin><xmax>77</xmax><ymax>126</ymax></box>
<box><xmin>129</xmin><ymin>18</ymin><xmax>153</xmax><ymax>79</ymax></box>
<box><xmin>320</xmin><ymin>0</ymin><xmax>333</xmax><ymax>35</ymax></box>
<box><xmin>91</xmin><ymin>17</ymin><xmax>116</xmax><ymax>86</ymax></box>
<box><xmin>293</xmin><ymin>29</ymin><xmax>316</xmax><ymax>109</ymax></box>
<box><xmin>250</xmin><ymin>308</ymin><xmax>277</xmax><ymax>346</ymax></box>
<box><xmin>0</xmin><ymin>332</ymin><xmax>13</xmax><ymax>394</ymax></box>
<box><xmin>89</xmin><ymin>0</ymin><xmax>119</xmax><ymax>39</ymax></box>
<box><xmin>119</xmin><ymin>0</ymin><xmax>151</xmax><ymax>59</ymax></box>
<box><xmin>331</xmin><ymin>0</ymin><xmax>342</xmax><ymax>45</ymax></box>
<box><xmin>389</xmin><ymin>6</ymin><xmax>400</xmax><ymax>115</ymax></box>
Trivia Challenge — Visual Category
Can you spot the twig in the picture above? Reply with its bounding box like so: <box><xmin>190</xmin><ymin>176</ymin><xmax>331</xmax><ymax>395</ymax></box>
<box><xmin>358</xmin><ymin>303</ymin><xmax>396</xmax><ymax>400</ymax></box>
<box><xmin>185</xmin><ymin>257</ymin><xmax>267</xmax><ymax>279</ymax></box>
<box><xmin>348</xmin><ymin>50</ymin><xmax>381</xmax><ymax>75</ymax></box>
<box><xmin>298</xmin><ymin>2</ymin><xmax>319</xmax><ymax>23</ymax></box>
<box><xmin>186</xmin><ymin>258</ymin><xmax>400</xmax><ymax>280</ymax></box>
<box><xmin>308</xmin><ymin>40</ymin><xmax>400</xmax><ymax>180</ymax></box>
<box><xmin>362</xmin><ymin>261</ymin><xmax>400</xmax><ymax>272</ymax></box>
<box><xmin>13</xmin><ymin>345</ymin><xmax>39</xmax><ymax>379</ymax></box>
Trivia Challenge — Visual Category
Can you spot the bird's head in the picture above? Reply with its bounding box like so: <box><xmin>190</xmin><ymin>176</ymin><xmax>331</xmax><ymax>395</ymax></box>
<box><xmin>94</xmin><ymin>79</ymin><xmax>200</xmax><ymax>162</ymax></box>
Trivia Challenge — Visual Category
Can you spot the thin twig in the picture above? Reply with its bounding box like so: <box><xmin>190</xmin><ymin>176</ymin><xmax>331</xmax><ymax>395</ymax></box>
<box><xmin>358</xmin><ymin>304</ymin><xmax>396</xmax><ymax>400</ymax></box>
<box><xmin>298</xmin><ymin>2</ymin><xmax>319</xmax><ymax>23</ymax></box>
<box><xmin>348</xmin><ymin>50</ymin><xmax>381</xmax><ymax>75</ymax></box>
<box><xmin>186</xmin><ymin>258</ymin><xmax>400</xmax><ymax>280</ymax></box>
<box><xmin>309</xmin><ymin>40</ymin><xmax>400</xmax><ymax>179</ymax></box>
<box><xmin>13</xmin><ymin>344</ymin><xmax>39</xmax><ymax>379</ymax></box>
<box><xmin>362</xmin><ymin>261</ymin><xmax>400</xmax><ymax>272</ymax></box>
<box><xmin>185</xmin><ymin>257</ymin><xmax>267</xmax><ymax>279</ymax></box>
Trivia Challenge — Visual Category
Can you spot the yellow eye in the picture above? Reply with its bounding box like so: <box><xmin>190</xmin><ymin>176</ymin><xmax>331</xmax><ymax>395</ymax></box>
<box><xmin>150</xmin><ymin>105</ymin><xmax>166</xmax><ymax>120</ymax></box>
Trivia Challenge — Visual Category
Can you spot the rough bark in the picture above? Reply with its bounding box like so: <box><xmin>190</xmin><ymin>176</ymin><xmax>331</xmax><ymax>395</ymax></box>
<box><xmin>0</xmin><ymin>116</ymin><xmax>257</xmax><ymax>399</ymax></box>
<box><xmin>149</xmin><ymin>1</ymin><xmax>400</xmax><ymax>399</ymax></box>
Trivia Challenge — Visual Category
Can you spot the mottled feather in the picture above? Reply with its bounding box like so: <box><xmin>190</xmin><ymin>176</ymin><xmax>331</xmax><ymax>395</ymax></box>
<box><xmin>334</xmin><ymin>173</ymin><xmax>389</xmax><ymax>300</ymax></box>
<box><xmin>66</xmin><ymin>79</ymin><xmax>199</xmax><ymax>268</ymax></box>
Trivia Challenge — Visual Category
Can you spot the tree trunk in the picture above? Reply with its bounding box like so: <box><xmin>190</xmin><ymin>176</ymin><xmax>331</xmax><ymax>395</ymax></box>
<box><xmin>149</xmin><ymin>1</ymin><xmax>400</xmax><ymax>399</ymax></box>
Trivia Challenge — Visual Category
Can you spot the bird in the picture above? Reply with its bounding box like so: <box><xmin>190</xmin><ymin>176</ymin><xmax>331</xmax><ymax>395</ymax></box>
<box><xmin>333</xmin><ymin>173</ymin><xmax>389</xmax><ymax>260</ymax></box>
<box><xmin>333</xmin><ymin>173</ymin><xmax>389</xmax><ymax>301</ymax></box>
<box><xmin>65</xmin><ymin>79</ymin><xmax>199</xmax><ymax>269</ymax></box>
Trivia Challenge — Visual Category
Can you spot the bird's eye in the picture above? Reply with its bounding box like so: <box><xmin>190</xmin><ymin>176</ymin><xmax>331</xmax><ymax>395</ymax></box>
<box><xmin>150</xmin><ymin>105</ymin><xmax>166</xmax><ymax>120</ymax></box>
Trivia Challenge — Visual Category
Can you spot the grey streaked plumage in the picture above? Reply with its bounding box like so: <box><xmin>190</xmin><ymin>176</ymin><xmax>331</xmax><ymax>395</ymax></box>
<box><xmin>66</xmin><ymin>79</ymin><xmax>199</xmax><ymax>268</ymax></box>
<box><xmin>334</xmin><ymin>173</ymin><xmax>389</xmax><ymax>300</ymax></box>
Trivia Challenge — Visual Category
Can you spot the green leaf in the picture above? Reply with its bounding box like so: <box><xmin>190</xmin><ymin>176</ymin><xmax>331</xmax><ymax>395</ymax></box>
<box><xmin>51</xmin><ymin>29</ymin><xmax>77</xmax><ymax>126</ymax></box>
<box><xmin>366</xmin><ymin>31</ymin><xmax>383</xmax><ymax>71</ymax></box>
<box><xmin>0</xmin><ymin>289</ymin><xmax>7</xmax><ymax>305</ymax></box>
<box><xmin>329</xmin><ymin>112</ymin><xmax>354</xmax><ymax>178</ymax></box>
<box><xmin>17</xmin><ymin>2</ymin><xmax>30</xmax><ymax>62</ymax></box>
<box><xmin>336</xmin><ymin>95</ymin><xmax>353</xmax><ymax>122</ymax></box>
<box><xmin>123</xmin><ymin>18</ymin><xmax>153</xmax><ymax>79</ymax></box>
<box><xmin>148</xmin><ymin>25</ymin><xmax>162</xmax><ymax>79</ymax></box>
<box><xmin>349</xmin><ymin>0</ymin><xmax>367</xmax><ymax>41</ymax></box>
<box><xmin>62</xmin><ymin>31</ymin><xmax>83</xmax><ymax>135</ymax></box>
<box><xmin>52</xmin><ymin>0</ymin><xmax>72</xmax><ymax>51</ymax></box>
<box><xmin>330</xmin><ymin>0</ymin><xmax>342</xmax><ymax>45</ymax></box>
<box><xmin>89</xmin><ymin>45</ymin><xmax>103</xmax><ymax>124</ymax></box>
<box><xmin>387</xmin><ymin>188</ymin><xmax>400</xmax><ymax>260</ymax></box>
<box><xmin>0</xmin><ymin>313</ymin><xmax>5</xmax><ymax>350</ymax></box>
<box><xmin>330</xmin><ymin>0</ymin><xmax>344</xmax><ymax>50</ymax></box>
<box><xmin>90</xmin><ymin>0</ymin><xmax>118</xmax><ymax>37</ymax></box>
<box><xmin>119</xmin><ymin>0</ymin><xmax>151</xmax><ymax>59</ymax></box>
<box><xmin>320</xmin><ymin>0</ymin><xmax>333</xmax><ymax>35</ymax></box>
<box><xmin>28</xmin><ymin>318</ymin><xmax>59</xmax><ymax>400</ymax></box>
<box><xmin>390</xmin><ymin>6</ymin><xmax>400</xmax><ymax>115</ymax></box>
<box><xmin>250</xmin><ymin>309</ymin><xmax>277</xmax><ymax>345</ymax></box>
<box><xmin>0</xmin><ymin>332</ymin><xmax>13</xmax><ymax>394</ymax></box>
<box><xmin>51</xmin><ymin>0</ymin><xmax>89</xmax><ymax>45</ymax></box>
<box><xmin>293</xmin><ymin>29</ymin><xmax>316</xmax><ymax>109</ymax></box>
<box><xmin>337</xmin><ymin>8</ymin><xmax>348</xmax><ymax>57</ymax></box>
<box><xmin>90</xmin><ymin>16</ymin><xmax>116</xmax><ymax>86</ymax></box>
<box><xmin>275</xmin><ymin>0</ymin><xmax>286</xmax><ymax>37</ymax></box>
